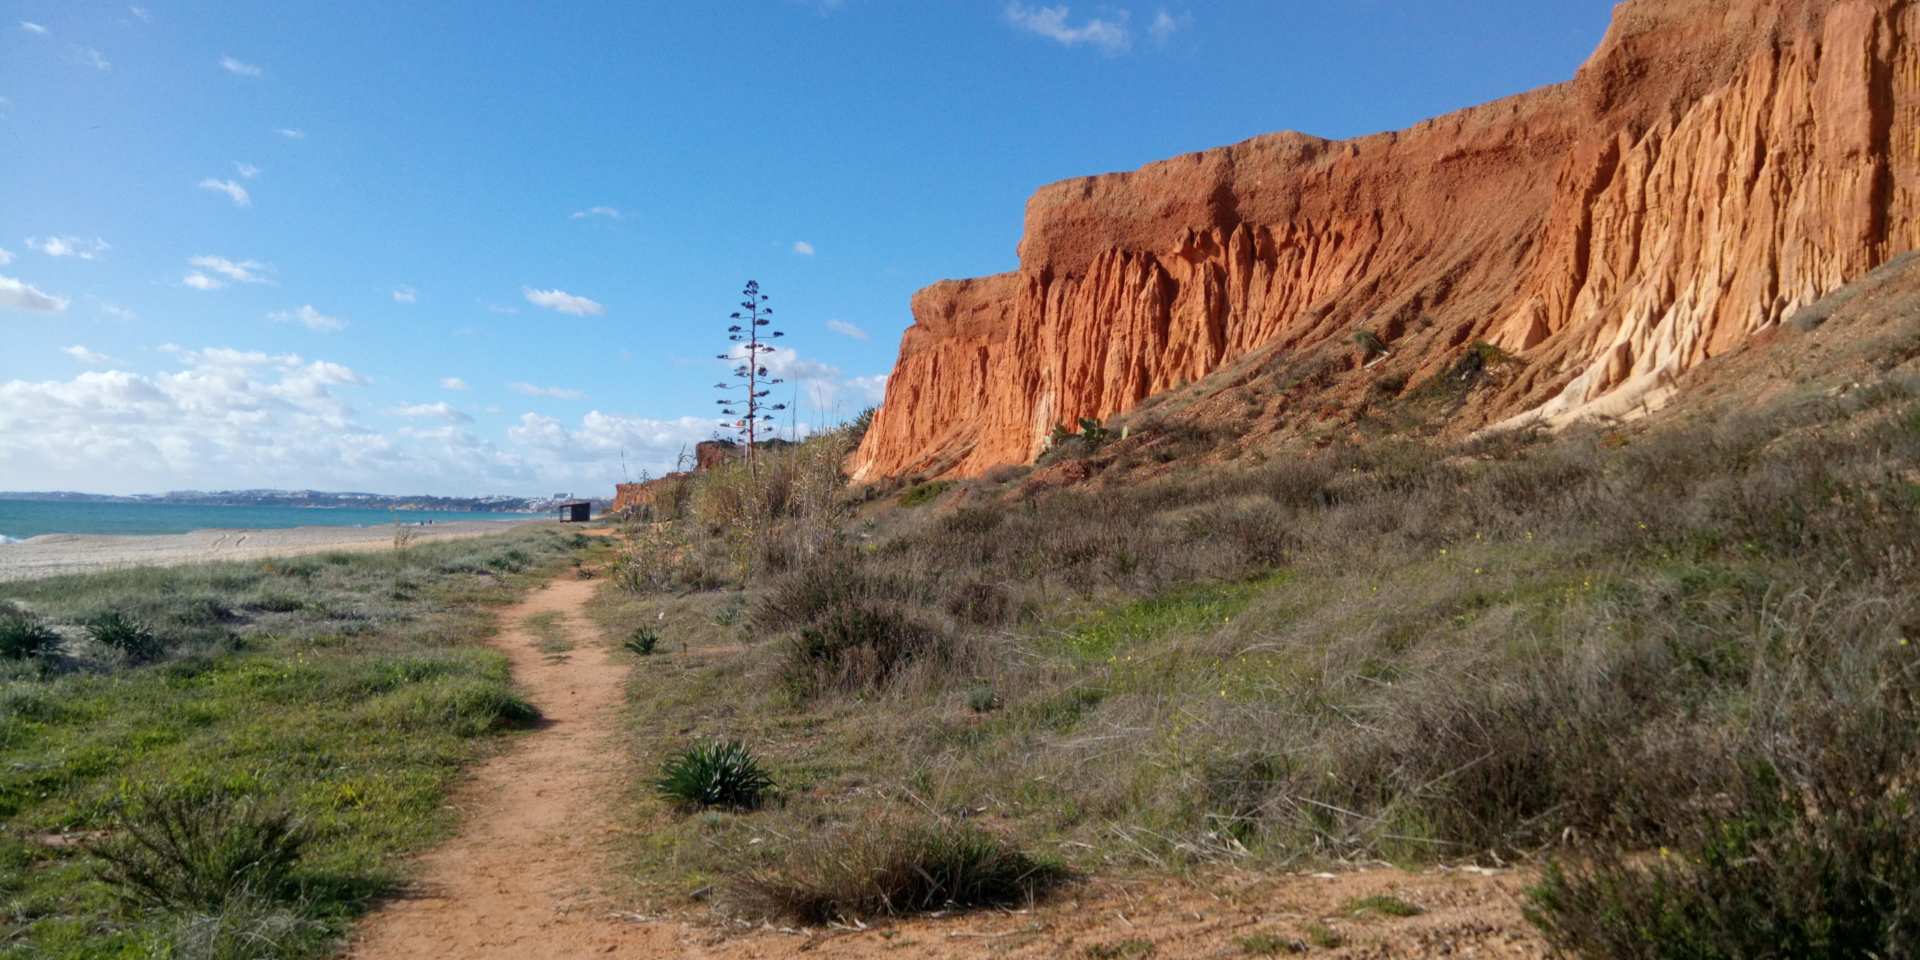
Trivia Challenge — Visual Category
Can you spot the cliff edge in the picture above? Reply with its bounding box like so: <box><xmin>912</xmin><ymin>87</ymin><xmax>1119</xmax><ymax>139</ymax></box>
<box><xmin>852</xmin><ymin>0</ymin><xmax>1920</xmax><ymax>481</ymax></box>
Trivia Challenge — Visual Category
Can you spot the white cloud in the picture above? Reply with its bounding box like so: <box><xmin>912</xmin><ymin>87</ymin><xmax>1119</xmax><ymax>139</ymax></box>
<box><xmin>846</xmin><ymin>373</ymin><xmax>889</xmax><ymax>405</ymax></box>
<box><xmin>721</xmin><ymin>344</ymin><xmax>884</xmax><ymax>412</ymax></box>
<box><xmin>276</xmin><ymin>128</ymin><xmax>305</xmax><ymax>140</ymax></box>
<box><xmin>483</xmin><ymin>302</ymin><xmax>520</xmax><ymax>315</ymax></box>
<box><xmin>25</xmin><ymin>235</ymin><xmax>109</xmax><ymax>260</ymax></box>
<box><xmin>269</xmin><ymin>305</ymin><xmax>346</xmax><ymax>333</ymax></box>
<box><xmin>19</xmin><ymin>21</ymin><xmax>47</xmax><ymax>35</ymax></box>
<box><xmin>219</xmin><ymin>55</ymin><xmax>262</xmax><ymax>77</ymax></box>
<box><xmin>198</xmin><ymin>178</ymin><xmax>252</xmax><ymax>207</ymax></box>
<box><xmin>0</xmin><ymin>276</ymin><xmax>69</xmax><ymax>313</ymax></box>
<box><xmin>129</xmin><ymin>7</ymin><xmax>151</xmax><ymax>22</ymax></box>
<box><xmin>825</xmin><ymin>319</ymin><xmax>868</xmax><ymax>340</ymax></box>
<box><xmin>792</xmin><ymin>240</ymin><xmax>816</xmax><ymax>256</ymax></box>
<box><xmin>98</xmin><ymin>302</ymin><xmax>136</xmax><ymax>321</ymax></box>
<box><xmin>510</xmin><ymin>382</ymin><xmax>587</xmax><ymax>400</ymax></box>
<box><xmin>392</xmin><ymin>286</ymin><xmax>417</xmax><ymax>304</ymax></box>
<box><xmin>1149</xmin><ymin>8</ymin><xmax>1191</xmax><ymax>44</ymax></box>
<box><xmin>72</xmin><ymin>46</ymin><xmax>112</xmax><ymax>70</ymax></box>
<box><xmin>0</xmin><ymin>249</ymin><xmax>12</xmax><ymax>266</ymax></box>
<box><xmin>439</xmin><ymin>377</ymin><xmax>468</xmax><ymax>391</ymax></box>
<box><xmin>508</xmin><ymin>411</ymin><xmax>719</xmax><ymax>468</ymax></box>
<box><xmin>1005</xmin><ymin>4</ymin><xmax>1130</xmax><ymax>54</ymax></box>
<box><xmin>389</xmin><ymin>401</ymin><xmax>472</xmax><ymax>424</ymax></box>
<box><xmin>182</xmin><ymin>272</ymin><xmax>222</xmax><ymax>291</ymax></box>
<box><xmin>0</xmin><ymin>350</ymin><xmax>445</xmax><ymax>495</ymax></box>
<box><xmin>570</xmin><ymin>206</ymin><xmax>623</xmax><ymax>221</ymax></box>
<box><xmin>62</xmin><ymin>345</ymin><xmax>111</xmax><ymax>365</ymax></box>
<box><xmin>235</xmin><ymin>162</ymin><xmax>261</xmax><ymax>179</ymax></box>
<box><xmin>522</xmin><ymin>287</ymin><xmax>605</xmax><ymax>317</ymax></box>
<box><xmin>187</xmin><ymin>255</ymin><xmax>273</xmax><ymax>285</ymax></box>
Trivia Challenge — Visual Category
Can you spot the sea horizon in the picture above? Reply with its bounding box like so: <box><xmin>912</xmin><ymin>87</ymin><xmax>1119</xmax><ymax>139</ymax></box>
<box><xmin>0</xmin><ymin>497</ymin><xmax>532</xmax><ymax>541</ymax></box>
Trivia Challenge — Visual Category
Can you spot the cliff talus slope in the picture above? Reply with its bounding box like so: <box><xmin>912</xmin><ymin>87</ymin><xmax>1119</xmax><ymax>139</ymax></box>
<box><xmin>853</xmin><ymin>0</ymin><xmax>1920</xmax><ymax>481</ymax></box>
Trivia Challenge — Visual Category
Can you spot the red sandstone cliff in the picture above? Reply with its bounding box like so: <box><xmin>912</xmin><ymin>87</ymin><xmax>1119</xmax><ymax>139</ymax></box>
<box><xmin>852</xmin><ymin>0</ymin><xmax>1920</xmax><ymax>482</ymax></box>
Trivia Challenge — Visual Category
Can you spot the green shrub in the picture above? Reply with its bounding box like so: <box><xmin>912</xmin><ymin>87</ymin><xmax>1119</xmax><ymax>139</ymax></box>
<box><xmin>88</xmin><ymin>791</ymin><xmax>310</xmax><ymax>911</ymax></box>
<box><xmin>0</xmin><ymin>609</ymin><xmax>59</xmax><ymax>660</ymax></box>
<box><xmin>86</xmin><ymin>610</ymin><xmax>165</xmax><ymax>663</ymax></box>
<box><xmin>736</xmin><ymin>820</ymin><xmax>1067</xmax><ymax>923</ymax></box>
<box><xmin>781</xmin><ymin>600</ymin><xmax>949</xmax><ymax>696</ymax></box>
<box><xmin>655</xmin><ymin>740</ymin><xmax>773</xmax><ymax>811</ymax></box>
<box><xmin>1345</xmin><ymin>894</ymin><xmax>1422</xmax><ymax>918</ymax></box>
<box><xmin>897</xmin><ymin>481</ymin><xmax>949</xmax><ymax>508</ymax></box>
<box><xmin>1236</xmin><ymin>932</ymin><xmax>1304</xmax><ymax>955</ymax></box>
<box><xmin>966</xmin><ymin>684</ymin><xmax>1001</xmax><ymax>713</ymax></box>
<box><xmin>625</xmin><ymin>627</ymin><xmax>661</xmax><ymax>656</ymax></box>
<box><xmin>1527</xmin><ymin>674</ymin><xmax>1920</xmax><ymax>959</ymax></box>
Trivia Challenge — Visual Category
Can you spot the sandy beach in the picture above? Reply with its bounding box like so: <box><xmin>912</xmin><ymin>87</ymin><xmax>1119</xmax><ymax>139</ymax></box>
<box><xmin>0</xmin><ymin>520</ymin><xmax>546</xmax><ymax>583</ymax></box>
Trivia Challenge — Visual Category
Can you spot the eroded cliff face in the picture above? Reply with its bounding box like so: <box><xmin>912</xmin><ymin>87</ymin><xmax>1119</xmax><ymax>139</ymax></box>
<box><xmin>852</xmin><ymin>0</ymin><xmax>1920</xmax><ymax>482</ymax></box>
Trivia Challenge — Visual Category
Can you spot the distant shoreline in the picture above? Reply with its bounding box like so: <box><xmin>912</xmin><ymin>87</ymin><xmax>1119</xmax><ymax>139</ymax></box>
<box><xmin>0</xmin><ymin>519</ymin><xmax>548</xmax><ymax>583</ymax></box>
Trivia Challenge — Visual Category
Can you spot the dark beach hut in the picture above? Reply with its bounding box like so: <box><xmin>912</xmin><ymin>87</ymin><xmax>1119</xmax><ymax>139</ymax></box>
<box><xmin>555</xmin><ymin>500</ymin><xmax>591</xmax><ymax>523</ymax></box>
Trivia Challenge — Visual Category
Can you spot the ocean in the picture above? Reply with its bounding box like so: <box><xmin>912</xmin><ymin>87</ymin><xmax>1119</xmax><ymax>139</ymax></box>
<box><xmin>0</xmin><ymin>499</ymin><xmax>531</xmax><ymax>541</ymax></box>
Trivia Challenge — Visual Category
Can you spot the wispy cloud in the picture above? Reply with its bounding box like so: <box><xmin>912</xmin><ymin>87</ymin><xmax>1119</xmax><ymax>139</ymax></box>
<box><xmin>439</xmin><ymin>377</ymin><xmax>469</xmax><ymax>391</ymax></box>
<box><xmin>522</xmin><ymin>287</ymin><xmax>605</xmax><ymax>317</ymax></box>
<box><xmin>269</xmin><ymin>304</ymin><xmax>346</xmax><ymax>333</ymax></box>
<box><xmin>62</xmin><ymin>345</ymin><xmax>111</xmax><ymax>365</ymax></box>
<box><xmin>182</xmin><ymin>273</ymin><xmax>222</xmax><ymax>291</ymax></box>
<box><xmin>19</xmin><ymin>21</ymin><xmax>47</xmax><ymax>35</ymax></box>
<box><xmin>792</xmin><ymin>240</ymin><xmax>817</xmax><ymax>257</ymax></box>
<box><xmin>25</xmin><ymin>235</ymin><xmax>109</xmax><ymax>260</ymax></box>
<box><xmin>187</xmin><ymin>255</ymin><xmax>273</xmax><ymax>285</ymax></box>
<box><xmin>72</xmin><ymin>46</ymin><xmax>112</xmax><ymax>70</ymax></box>
<box><xmin>0</xmin><ymin>249</ymin><xmax>11</xmax><ymax>266</ymax></box>
<box><xmin>219</xmin><ymin>55</ymin><xmax>263</xmax><ymax>77</ymax></box>
<box><xmin>1004</xmin><ymin>4</ymin><xmax>1130</xmax><ymax>54</ymax></box>
<box><xmin>198</xmin><ymin>178</ymin><xmax>252</xmax><ymax>207</ymax></box>
<box><xmin>826</xmin><ymin>319</ymin><xmax>869</xmax><ymax>340</ymax></box>
<box><xmin>510</xmin><ymin>382</ymin><xmax>587</xmax><ymax>400</ymax></box>
<box><xmin>129</xmin><ymin>7</ymin><xmax>151</xmax><ymax>22</ymax></box>
<box><xmin>570</xmin><ymin>206</ymin><xmax>623</xmax><ymax>221</ymax></box>
<box><xmin>0</xmin><ymin>276</ymin><xmax>69</xmax><ymax>313</ymax></box>
<box><xmin>235</xmin><ymin>162</ymin><xmax>261</xmax><ymax>179</ymax></box>
<box><xmin>276</xmin><ymin>128</ymin><xmax>305</xmax><ymax>140</ymax></box>
<box><xmin>392</xmin><ymin>286</ymin><xmax>417</xmax><ymax>304</ymax></box>
<box><xmin>98</xmin><ymin>301</ymin><xmax>136</xmax><ymax>321</ymax></box>
<box><xmin>390</xmin><ymin>401</ymin><xmax>472</xmax><ymax>423</ymax></box>
<box><xmin>1148</xmin><ymin>8</ymin><xmax>1191</xmax><ymax>44</ymax></box>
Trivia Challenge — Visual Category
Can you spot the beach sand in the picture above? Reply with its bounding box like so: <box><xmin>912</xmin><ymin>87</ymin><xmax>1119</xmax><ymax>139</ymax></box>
<box><xmin>0</xmin><ymin>520</ymin><xmax>546</xmax><ymax>582</ymax></box>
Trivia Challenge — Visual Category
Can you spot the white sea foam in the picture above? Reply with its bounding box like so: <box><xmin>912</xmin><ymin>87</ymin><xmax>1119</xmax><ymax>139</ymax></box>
<box><xmin>0</xmin><ymin>535</ymin><xmax>21</xmax><ymax>545</ymax></box>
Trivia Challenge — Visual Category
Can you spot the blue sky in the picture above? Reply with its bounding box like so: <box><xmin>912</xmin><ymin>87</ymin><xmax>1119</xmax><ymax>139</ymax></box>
<box><xmin>0</xmin><ymin>1</ymin><xmax>1617</xmax><ymax>497</ymax></box>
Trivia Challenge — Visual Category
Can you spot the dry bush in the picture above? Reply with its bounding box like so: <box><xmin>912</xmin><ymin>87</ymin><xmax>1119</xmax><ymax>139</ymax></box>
<box><xmin>733</xmin><ymin>819</ymin><xmax>1068</xmax><ymax>924</ymax></box>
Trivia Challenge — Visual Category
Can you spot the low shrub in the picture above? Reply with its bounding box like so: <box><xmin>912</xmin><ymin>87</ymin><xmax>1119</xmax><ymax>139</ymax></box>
<box><xmin>625</xmin><ymin>627</ymin><xmax>661</xmax><ymax>656</ymax></box>
<box><xmin>0</xmin><ymin>608</ymin><xmax>59</xmax><ymax>660</ymax></box>
<box><xmin>86</xmin><ymin>610</ymin><xmax>165</xmax><ymax>663</ymax></box>
<box><xmin>88</xmin><ymin>790</ymin><xmax>311</xmax><ymax>911</ymax></box>
<box><xmin>655</xmin><ymin>740</ymin><xmax>774</xmax><ymax>811</ymax></box>
<box><xmin>781</xmin><ymin>600</ymin><xmax>951</xmax><ymax>696</ymax></box>
<box><xmin>735</xmin><ymin>820</ymin><xmax>1067</xmax><ymax>923</ymax></box>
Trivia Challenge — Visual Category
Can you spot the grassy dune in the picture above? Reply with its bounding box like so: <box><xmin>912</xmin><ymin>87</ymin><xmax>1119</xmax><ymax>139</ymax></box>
<box><xmin>0</xmin><ymin>527</ymin><xmax>596</xmax><ymax>959</ymax></box>
<box><xmin>597</xmin><ymin>368</ymin><xmax>1920</xmax><ymax>952</ymax></box>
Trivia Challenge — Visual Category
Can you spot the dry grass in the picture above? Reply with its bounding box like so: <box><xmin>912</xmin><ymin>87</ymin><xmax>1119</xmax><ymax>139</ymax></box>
<box><xmin>593</xmin><ymin>368</ymin><xmax>1920</xmax><ymax>937</ymax></box>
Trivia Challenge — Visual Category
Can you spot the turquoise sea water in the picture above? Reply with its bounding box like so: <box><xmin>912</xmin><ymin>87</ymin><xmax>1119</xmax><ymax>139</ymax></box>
<box><xmin>0</xmin><ymin>499</ymin><xmax>530</xmax><ymax>541</ymax></box>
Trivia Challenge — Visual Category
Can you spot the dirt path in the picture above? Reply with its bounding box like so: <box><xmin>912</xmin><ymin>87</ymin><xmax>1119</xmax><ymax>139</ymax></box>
<box><xmin>347</xmin><ymin>574</ymin><xmax>679</xmax><ymax>957</ymax></box>
<box><xmin>348</xmin><ymin>573</ymin><xmax>1547</xmax><ymax>958</ymax></box>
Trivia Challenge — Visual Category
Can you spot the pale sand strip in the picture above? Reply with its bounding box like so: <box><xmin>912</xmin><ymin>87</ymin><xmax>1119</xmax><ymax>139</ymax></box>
<box><xmin>0</xmin><ymin>520</ymin><xmax>547</xmax><ymax>583</ymax></box>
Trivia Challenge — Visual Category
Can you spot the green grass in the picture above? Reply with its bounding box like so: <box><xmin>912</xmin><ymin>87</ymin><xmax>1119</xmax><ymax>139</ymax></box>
<box><xmin>1344</xmin><ymin>894</ymin><xmax>1423</xmax><ymax>918</ymax></box>
<box><xmin>0</xmin><ymin>526</ymin><xmax>590</xmax><ymax>958</ymax></box>
<box><xmin>523</xmin><ymin>610</ymin><xmax>573</xmax><ymax>659</ymax></box>
<box><xmin>1055</xmin><ymin>573</ymin><xmax>1288</xmax><ymax>662</ymax></box>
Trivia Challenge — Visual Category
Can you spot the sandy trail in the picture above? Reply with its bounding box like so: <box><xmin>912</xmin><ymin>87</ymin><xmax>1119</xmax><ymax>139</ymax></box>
<box><xmin>348</xmin><ymin>573</ymin><xmax>1546</xmax><ymax>958</ymax></box>
<box><xmin>347</xmin><ymin>574</ymin><xmax>668</xmax><ymax>957</ymax></box>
